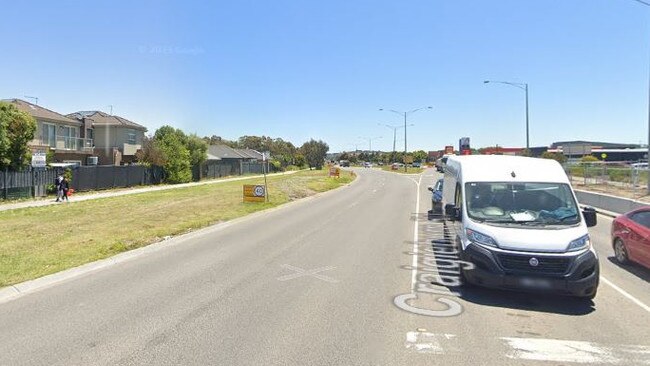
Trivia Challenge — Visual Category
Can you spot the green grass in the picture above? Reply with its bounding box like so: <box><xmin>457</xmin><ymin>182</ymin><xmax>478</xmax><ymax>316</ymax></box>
<box><xmin>0</xmin><ymin>169</ymin><xmax>355</xmax><ymax>287</ymax></box>
<box><xmin>379</xmin><ymin>166</ymin><xmax>425</xmax><ymax>174</ymax></box>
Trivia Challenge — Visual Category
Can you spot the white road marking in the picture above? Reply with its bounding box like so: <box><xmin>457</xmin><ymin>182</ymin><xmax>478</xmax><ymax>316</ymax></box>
<box><xmin>501</xmin><ymin>337</ymin><xmax>650</xmax><ymax>364</ymax></box>
<box><xmin>411</xmin><ymin>173</ymin><xmax>423</xmax><ymax>291</ymax></box>
<box><xmin>405</xmin><ymin>331</ymin><xmax>456</xmax><ymax>354</ymax></box>
<box><xmin>404</xmin><ymin>333</ymin><xmax>650</xmax><ymax>363</ymax></box>
<box><xmin>277</xmin><ymin>264</ymin><xmax>339</xmax><ymax>283</ymax></box>
<box><xmin>601</xmin><ymin>276</ymin><xmax>650</xmax><ymax>313</ymax></box>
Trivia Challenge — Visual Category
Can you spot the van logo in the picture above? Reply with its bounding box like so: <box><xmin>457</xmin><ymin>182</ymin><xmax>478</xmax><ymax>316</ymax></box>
<box><xmin>529</xmin><ymin>257</ymin><xmax>539</xmax><ymax>267</ymax></box>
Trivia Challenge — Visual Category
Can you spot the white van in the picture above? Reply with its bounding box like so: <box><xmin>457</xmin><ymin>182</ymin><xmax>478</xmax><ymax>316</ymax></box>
<box><xmin>442</xmin><ymin>155</ymin><xmax>599</xmax><ymax>299</ymax></box>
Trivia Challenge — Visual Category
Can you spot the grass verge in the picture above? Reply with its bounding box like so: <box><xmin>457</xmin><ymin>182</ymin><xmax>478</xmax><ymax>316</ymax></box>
<box><xmin>0</xmin><ymin>169</ymin><xmax>355</xmax><ymax>287</ymax></box>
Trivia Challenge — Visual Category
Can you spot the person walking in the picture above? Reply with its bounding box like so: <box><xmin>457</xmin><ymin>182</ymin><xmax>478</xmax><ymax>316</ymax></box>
<box><xmin>55</xmin><ymin>174</ymin><xmax>64</xmax><ymax>202</ymax></box>
<box><xmin>61</xmin><ymin>176</ymin><xmax>70</xmax><ymax>202</ymax></box>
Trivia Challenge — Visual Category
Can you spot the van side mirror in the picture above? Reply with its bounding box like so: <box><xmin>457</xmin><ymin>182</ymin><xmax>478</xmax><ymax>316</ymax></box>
<box><xmin>445</xmin><ymin>204</ymin><xmax>461</xmax><ymax>221</ymax></box>
<box><xmin>582</xmin><ymin>207</ymin><xmax>597</xmax><ymax>227</ymax></box>
<box><xmin>427</xmin><ymin>186</ymin><xmax>434</xmax><ymax>192</ymax></box>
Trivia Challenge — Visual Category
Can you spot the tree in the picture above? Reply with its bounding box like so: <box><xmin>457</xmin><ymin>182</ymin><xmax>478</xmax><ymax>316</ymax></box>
<box><xmin>0</xmin><ymin>102</ymin><xmax>37</xmax><ymax>170</ymax></box>
<box><xmin>541</xmin><ymin>151</ymin><xmax>567</xmax><ymax>164</ymax></box>
<box><xmin>186</xmin><ymin>134</ymin><xmax>208</xmax><ymax>166</ymax></box>
<box><xmin>135</xmin><ymin>135</ymin><xmax>166</xmax><ymax>166</ymax></box>
<box><xmin>412</xmin><ymin>150</ymin><xmax>428</xmax><ymax>162</ymax></box>
<box><xmin>153</xmin><ymin>125</ymin><xmax>192</xmax><ymax>183</ymax></box>
<box><xmin>300</xmin><ymin>139</ymin><xmax>329</xmax><ymax>169</ymax></box>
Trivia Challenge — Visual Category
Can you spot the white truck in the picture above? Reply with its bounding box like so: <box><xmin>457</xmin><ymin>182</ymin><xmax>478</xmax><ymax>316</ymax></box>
<box><xmin>442</xmin><ymin>155</ymin><xmax>599</xmax><ymax>299</ymax></box>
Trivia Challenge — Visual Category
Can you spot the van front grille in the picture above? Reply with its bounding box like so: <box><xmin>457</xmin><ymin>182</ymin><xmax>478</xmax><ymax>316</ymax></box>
<box><xmin>497</xmin><ymin>254</ymin><xmax>570</xmax><ymax>275</ymax></box>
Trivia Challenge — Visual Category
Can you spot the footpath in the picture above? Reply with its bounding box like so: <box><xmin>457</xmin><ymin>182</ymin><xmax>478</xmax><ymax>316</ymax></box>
<box><xmin>0</xmin><ymin>171</ymin><xmax>297</xmax><ymax>212</ymax></box>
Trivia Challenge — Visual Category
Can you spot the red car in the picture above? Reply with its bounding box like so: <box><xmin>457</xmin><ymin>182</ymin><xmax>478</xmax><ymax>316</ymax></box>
<box><xmin>611</xmin><ymin>207</ymin><xmax>650</xmax><ymax>268</ymax></box>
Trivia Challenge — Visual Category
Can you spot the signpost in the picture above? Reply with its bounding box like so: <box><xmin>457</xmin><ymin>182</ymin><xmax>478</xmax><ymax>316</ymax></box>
<box><xmin>243</xmin><ymin>184</ymin><xmax>266</xmax><ymax>202</ymax></box>
<box><xmin>404</xmin><ymin>155</ymin><xmax>414</xmax><ymax>164</ymax></box>
<box><xmin>444</xmin><ymin>145</ymin><xmax>454</xmax><ymax>155</ymax></box>
<box><xmin>31</xmin><ymin>153</ymin><xmax>46</xmax><ymax>168</ymax></box>
<box><xmin>329</xmin><ymin>166</ymin><xmax>340</xmax><ymax>178</ymax></box>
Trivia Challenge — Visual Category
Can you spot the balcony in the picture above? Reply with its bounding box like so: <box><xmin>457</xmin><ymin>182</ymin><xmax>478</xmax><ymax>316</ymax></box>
<box><xmin>54</xmin><ymin>136</ymin><xmax>94</xmax><ymax>153</ymax></box>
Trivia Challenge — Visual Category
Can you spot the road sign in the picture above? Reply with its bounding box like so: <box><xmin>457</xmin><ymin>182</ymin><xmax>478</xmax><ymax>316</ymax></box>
<box><xmin>31</xmin><ymin>153</ymin><xmax>46</xmax><ymax>168</ymax></box>
<box><xmin>243</xmin><ymin>184</ymin><xmax>266</xmax><ymax>202</ymax></box>
<box><xmin>601</xmin><ymin>153</ymin><xmax>607</xmax><ymax>159</ymax></box>
<box><xmin>329</xmin><ymin>166</ymin><xmax>340</xmax><ymax>178</ymax></box>
<box><xmin>444</xmin><ymin>145</ymin><xmax>454</xmax><ymax>154</ymax></box>
<box><xmin>404</xmin><ymin>156</ymin><xmax>414</xmax><ymax>164</ymax></box>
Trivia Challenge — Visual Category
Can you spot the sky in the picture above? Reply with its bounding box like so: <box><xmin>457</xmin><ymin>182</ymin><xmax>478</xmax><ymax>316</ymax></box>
<box><xmin>1</xmin><ymin>0</ymin><xmax>650</xmax><ymax>153</ymax></box>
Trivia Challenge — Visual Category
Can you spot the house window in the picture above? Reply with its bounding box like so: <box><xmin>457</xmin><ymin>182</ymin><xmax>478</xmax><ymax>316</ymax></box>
<box><xmin>42</xmin><ymin>123</ymin><xmax>56</xmax><ymax>147</ymax></box>
<box><xmin>59</xmin><ymin>126</ymin><xmax>79</xmax><ymax>149</ymax></box>
<box><xmin>127</xmin><ymin>130</ymin><xmax>136</xmax><ymax>144</ymax></box>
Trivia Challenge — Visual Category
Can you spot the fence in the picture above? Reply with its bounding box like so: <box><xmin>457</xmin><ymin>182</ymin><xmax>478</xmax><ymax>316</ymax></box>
<box><xmin>0</xmin><ymin>165</ymin><xmax>165</xmax><ymax>200</ymax></box>
<box><xmin>563</xmin><ymin>162</ymin><xmax>649</xmax><ymax>199</ymax></box>
<box><xmin>1</xmin><ymin>160</ymin><xmax>272</xmax><ymax>200</ymax></box>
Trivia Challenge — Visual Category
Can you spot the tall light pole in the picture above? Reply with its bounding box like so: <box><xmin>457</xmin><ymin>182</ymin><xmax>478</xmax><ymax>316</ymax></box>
<box><xmin>378</xmin><ymin>123</ymin><xmax>414</xmax><ymax>161</ymax></box>
<box><xmin>627</xmin><ymin>0</ymin><xmax>650</xmax><ymax>193</ymax></box>
<box><xmin>379</xmin><ymin>106</ymin><xmax>433</xmax><ymax>171</ymax></box>
<box><xmin>359</xmin><ymin>136</ymin><xmax>382</xmax><ymax>159</ymax></box>
<box><xmin>484</xmin><ymin>80</ymin><xmax>530</xmax><ymax>150</ymax></box>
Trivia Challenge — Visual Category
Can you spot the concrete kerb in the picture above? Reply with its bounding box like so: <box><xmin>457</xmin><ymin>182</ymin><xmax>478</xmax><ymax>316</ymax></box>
<box><xmin>0</xmin><ymin>171</ymin><xmax>361</xmax><ymax>304</ymax></box>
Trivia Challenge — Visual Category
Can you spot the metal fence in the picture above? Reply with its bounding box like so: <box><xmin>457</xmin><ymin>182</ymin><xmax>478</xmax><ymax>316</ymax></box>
<box><xmin>563</xmin><ymin>161</ymin><xmax>649</xmax><ymax>199</ymax></box>
<box><xmin>0</xmin><ymin>165</ymin><xmax>165</xmax><ymax>200</ymax></box>
<box><xmin>71</xmin><ymin>165</ymin><xmax>164</xmax><ymax>191</ymax></box>
<box><xmin>1</xmin><ymin>160</ymin><xmax>272</xmax><ymax>200</ymax></box>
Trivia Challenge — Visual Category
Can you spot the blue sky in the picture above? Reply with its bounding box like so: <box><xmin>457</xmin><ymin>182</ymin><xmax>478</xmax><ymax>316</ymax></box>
<box><xmin>1</xmin><ymin>0</ymin><xmax>649</xmax><ymax>152</ymax></box>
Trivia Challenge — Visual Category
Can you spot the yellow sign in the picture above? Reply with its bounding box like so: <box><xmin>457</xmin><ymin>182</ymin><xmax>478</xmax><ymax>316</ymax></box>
<box><xmin>243</xmin><ymin>184</ymin><xmax>266</xmax><ymax>202</ymax></box>
<box><xmin>404</xmin><ymin>156</ymin><xmax>414</xmax><ymax>164</ymax></box>
<box><xmin>601</xmin><ymin>153</ymin><xmax>607</xmax><ymax>159</ymax></box>
<box><xmin>329</xmin><ymin>167</ymin><xmax>340</xmax><ymax>178</ymax></box>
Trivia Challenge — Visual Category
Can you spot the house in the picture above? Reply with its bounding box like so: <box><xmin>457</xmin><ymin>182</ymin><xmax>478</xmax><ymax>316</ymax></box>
<box><xmin>67</xmin><ymin>111</ymin><xmax>147</xmax><ymax>165</ymax></box>
<box><xmin>204</xmin><ymin>144</ymin><xmax>267</xmax><ymax>177</ymax></box>
<box><xmin>2</xmin><ymin>99</ymin><xmax>94</xmax><ymax>165</ymax></box>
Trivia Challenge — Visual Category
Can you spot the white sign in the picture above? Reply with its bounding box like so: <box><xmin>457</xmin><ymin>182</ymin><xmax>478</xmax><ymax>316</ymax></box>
<box><xmin>31</xmin><ymin>153</ymin><xmax>46</xmax><ymax>168</ymax></box>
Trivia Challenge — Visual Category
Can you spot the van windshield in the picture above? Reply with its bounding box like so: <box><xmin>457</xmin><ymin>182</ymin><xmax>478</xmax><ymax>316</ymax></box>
<box><xmin>465</xmin><ymin>182</ymin><xmax>580</xmax><ymax>226</ymax></box>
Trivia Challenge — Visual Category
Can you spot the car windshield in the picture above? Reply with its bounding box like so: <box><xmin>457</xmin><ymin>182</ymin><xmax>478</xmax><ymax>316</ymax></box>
<box><xmin>465</xmin><ymin>182</ymin><xmax>580</xmax><ymax>226</ymax></box>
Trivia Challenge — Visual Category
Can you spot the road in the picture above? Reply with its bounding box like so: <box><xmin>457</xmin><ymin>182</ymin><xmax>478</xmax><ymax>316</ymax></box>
<box><xmin>0</xmin><ymin>167</ymin><xmax>649</xmax><ymax>365</ymax></box>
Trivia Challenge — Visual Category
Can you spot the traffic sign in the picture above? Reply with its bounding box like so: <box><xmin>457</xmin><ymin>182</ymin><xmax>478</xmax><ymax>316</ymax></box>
<box><xmin>601</xmin><ymin>153</ymin><xmax>607</xmax><ymax>159</ymax></box>
<box><xmin>329</xmin><ymin>167</ymin><xmax>340</xmax><ymax>178</ymax></box>
<box><xmin>243</xmin><ymin>184</ymin><xmax>266</xmax><ymax>202</ymax></box>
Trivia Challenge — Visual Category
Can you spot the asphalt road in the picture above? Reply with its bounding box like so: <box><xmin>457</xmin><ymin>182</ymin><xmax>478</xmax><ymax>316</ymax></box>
<box><xmin>1</xmin><ymin>167</ymin><xmax>649</xmax><ymax>365</ymax></box>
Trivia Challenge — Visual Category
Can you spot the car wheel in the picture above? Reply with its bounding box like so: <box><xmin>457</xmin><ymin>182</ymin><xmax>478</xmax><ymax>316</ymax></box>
<box><xmin>614</xmin><ymin>238</ymin><xmax>629</xmax><ymax>265</ymax></box>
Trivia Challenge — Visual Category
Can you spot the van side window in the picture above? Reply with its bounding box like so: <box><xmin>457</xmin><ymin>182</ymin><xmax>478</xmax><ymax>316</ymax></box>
<box><xmin>455</xmin><ymin>183</ymin><xmax>462</xmax><ymax>208</ymax></box>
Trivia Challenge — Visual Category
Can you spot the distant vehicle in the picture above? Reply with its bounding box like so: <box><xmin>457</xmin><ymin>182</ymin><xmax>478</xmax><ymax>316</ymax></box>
<box><xmin>612</xmin><ymin>207</ymin><xmax>650</xmax><ymax>270</ymax></box>
<box><xmin>630</xmin><ymin>162</ymin><xmax>649</xmax><ymax>170</ymax></box>
<box><xmin>442</xmin><ymin>155</ymin><xmax>599</xmax><ymax>299</ymax></box>
<box><xmin>363</xmin><ymin>162</ymin><xmax>372</xmax><ymax>168</ymax></box>
<box><xmin>412</xmin><ymin>162</ymin><xmax>421</xmax><ymax>168</ymax></box>
<box><xmin>427</xmin><ymin>178</ymin><xmax>444</xmax><ymax>215</ymax></box>
<box><xmin>435</xmin><ymin>155</ymin><xmax>451</xmax><ymax>172</ymax></box>
<box><xmin>339</xmin><ymin>160</ymin><xmax>350</xmax><ymax>167</ymax></box>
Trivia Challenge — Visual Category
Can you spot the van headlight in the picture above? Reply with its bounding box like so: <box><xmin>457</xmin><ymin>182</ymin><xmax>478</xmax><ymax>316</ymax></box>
<box><xmin>567</xmin><ymin>235</ymin><xmax>591</xmax><ymax>252</ymax></box>
<box><xmin>466</xmin><ymin>228</ymin><xmax>498</xmax><ymax>247</ymax></box>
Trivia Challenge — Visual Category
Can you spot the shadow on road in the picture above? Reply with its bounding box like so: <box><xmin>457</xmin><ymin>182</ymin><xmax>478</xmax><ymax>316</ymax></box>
<box><xmin>456</xmin><ymin>285</ymin><xmax>595</xmax><ymax>316</ymax></box>
<box><xmin>607</xmin><ymin>256</ymin><xmax>650</xmax><ymax>283</ymax></box>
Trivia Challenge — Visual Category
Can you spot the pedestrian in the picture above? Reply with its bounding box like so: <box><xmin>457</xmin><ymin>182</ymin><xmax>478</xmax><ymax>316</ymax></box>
<box><xmin>61</xmin><ymin>176</ymin><xmax>70</xmax><ymax>202</ymax></box>
<box><xmin>55</xmin><ymin>174</ymin><xmax>63</xmax><ymax>202</ymax></box>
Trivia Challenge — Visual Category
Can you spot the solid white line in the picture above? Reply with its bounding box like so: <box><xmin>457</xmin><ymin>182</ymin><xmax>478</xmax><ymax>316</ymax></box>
<box><xmin>411</xmin><ymin>174</ymin><xmax>423</xmax><ymax>291</ymax></box>
<box><xmin>601</xmin><ymin>276</ymin><xmax>650</xmax><ymax>313</ymax></box>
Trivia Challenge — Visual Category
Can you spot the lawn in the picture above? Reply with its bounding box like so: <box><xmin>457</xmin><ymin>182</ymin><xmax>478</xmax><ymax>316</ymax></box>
<box><xmin>0</xmin><ymin>169</ymin><xmax>355</xmax><ymax>287</ymax></box>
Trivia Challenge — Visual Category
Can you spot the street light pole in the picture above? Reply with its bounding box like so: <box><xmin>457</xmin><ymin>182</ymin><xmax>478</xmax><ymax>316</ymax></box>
<box><xmin>378</xmin><ymin>123</ymin><xmax>414</xmax><ymax>161</ymax></box>
<box><xmin>379</xmin><ymin>106</ymin><xmax>432</xmax><ymax>171</ymax></box>
<box><xmin>625</xmin><ymin>0</ymin><xmax>650</xmax><ymax>193</ymax></box>
<box><xmin>484</xmin><ymin>80</ymin><xmax>530</xmax><ymax>150</ymax></box>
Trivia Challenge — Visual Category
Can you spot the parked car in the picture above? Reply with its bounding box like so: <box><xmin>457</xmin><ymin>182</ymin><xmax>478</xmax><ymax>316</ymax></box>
<box><xmin>363</xmin><ymin>162</ymin><xmax>372</xmax><ymax>168</ymax></box>
<box><xmin>339</xmin><ymin>160</ymin><xmax>350</xmax><ymax>167</ymax></box>
<box><xmin>611</xmin><ymin>207</ymin><xmax>650</xmax><ymax>269</ymax></box>
<box><xmin>435</xmin><ymin>155</ymin><xmax>450</xmax><ymax>172</ymax></box>
<box><xmin>427</xmin><ymin>178</ymin><xmax>444</xmax><ymax>215</ymax></box>
<box><xmin>412</xmin><ymin>162</ymin><xmax>421</xmax><ymax>168</ymax></box>
<box><xmin>442</xmin><ymin>155</ymin><xmax>599</xmax><ymax>299</ymax></box>
<box><xmin>630</xmin><ymin>162</ymin><xmax>649</xmax><ymax>171</ymax></box>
